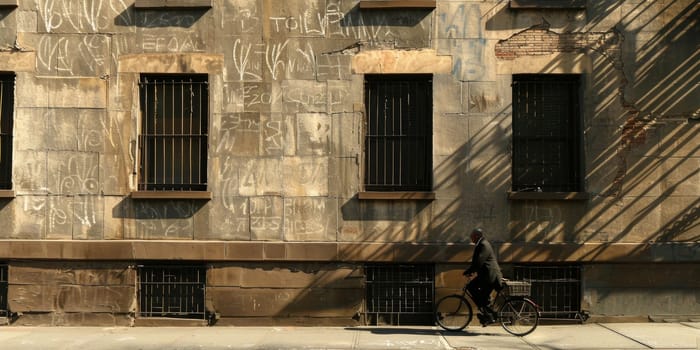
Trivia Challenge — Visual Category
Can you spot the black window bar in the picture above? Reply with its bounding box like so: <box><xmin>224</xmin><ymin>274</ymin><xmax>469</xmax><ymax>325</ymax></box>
<box><xmin>0</xmin><ymin>264</ymin><xmax>8</xmax><ymax>319</ymax></box>
<box><xmin>0</xmin><ymin>73</ymin><xmax>14</xmax><ymax>190</ymax></box>
<box><xmin>514</xmin><ymin>265</ymin><xmax>584</xmax><ymax>321</ymax></box>
<box><xmin>512</xmin><ymin>74</ymin><xmax>582</xmax><ymax>192</ymax></box>
<box><xmin>139</xmin><ymin>74</ymin><xmax>208</xmax><ymax>191</ymax></box>
<box><xmin>137</xmin><ymin>264</ymin><xmax>207</xmax><ymax>320</ymax></box>
<box><xmin>364</xmin><ymin>74</ymin><xmax>433</xmax><ymax>192</ymax></box>
<box><xmin>364</xmin><ymin>264</ymin><xmax>435</xmax><ymax>325</ymax></box>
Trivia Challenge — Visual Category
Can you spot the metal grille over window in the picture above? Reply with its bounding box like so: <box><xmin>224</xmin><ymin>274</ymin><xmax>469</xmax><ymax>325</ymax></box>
<box><xmin>514</xmin><ymin>265</ymin><xmax>584</xmax><ymax>321</ymax></box>
<box><xmin>137</xmin><ymin>265</ymin><xmax>207</xmax><ymax>320</ymax></box>
<box><xmin>0</xmin><ymin>264</ymin><xmax>8</xmax><ymax>318</ymax></box>
<box><xmin>364</xmin><ymin>74</ymin><xmax>432</xmax><ymax>191</ymax></box>
<box><xmin>0</xmin><ymin>74</ymin><xmax>14</xmax><ymax>189</ymax></box>
<box><xmin>139</xmin><ymin>75</ymin><xmax>208</xmax><ymax>191</ymax></box>
<box><xmin>512</xmin><ymin>74</ymin><xmax>582</xmax><ymax>192</ymax></box>
<box><xmin>364</xmin><ymin>264</ymin><xmax>434</xmax><ymax>325</ymax></box>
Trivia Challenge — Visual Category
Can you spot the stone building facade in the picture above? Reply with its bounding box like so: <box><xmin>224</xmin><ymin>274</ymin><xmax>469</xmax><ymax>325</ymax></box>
<box><xmin>0</xmin><ymin>0</ymin><xmax>697</xmax><ymax>326</ymax></box>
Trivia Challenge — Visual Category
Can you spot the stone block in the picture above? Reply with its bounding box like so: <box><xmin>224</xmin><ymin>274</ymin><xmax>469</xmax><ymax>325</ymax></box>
<box><xmin>434</xmin><ymin>115</ymin><xmax>468</xmax><ymax>156</ymax></box>
<box><xmin>285</xmin><ymin>243</ymin><xmax>338</xmax><ymax>261</ymax></box>
<box><xmin>16</xmin><ymin>76</ymin><xmax>107</xmax><ymax>109</ymax></box>
<box><xmin>238</xmin><ymin>157</ymin><xmax>283</xmax><ymax>196</ymax></box>
<box><xmin>328</xmin><ymin>80</ymin><xmax>356</xmax><ymax>114</ymax></box>
<box><xmin>657</xmin><ymin>196</ymin><xmax>700</xmax><ymax>243</ymax></box>
<box><xmin>467</xmin><ymin>80</ymin><xmax>508</xmax><ymax>114</ymax></box>
<box><xmin>261</xmin><ymin>113</ymin><xmax>293</xmax><ymax>156</ymax></box>
<box><xmin>281</xmin><ymin>80</ymin><xmax>327</xmax><ymax>113</ymax></box>
<box><xmin>224</xmin><ymin>242</ymin><xmax>264</xmax><ymax>261</ymax></box>
<box><xmin>0</xmin><ymin>51</ymin><xmax>35</xmax><ymax>72</ymax></box>
<box><xmin>331</xmin><ymin>112</ymin><xmax>361</xmax><ymax>157</ymax></box>
<box><xmin>328</xmin><ymin>157</ymin><xmax>359</xmax><ymax>199</ymax></box>
<box><xmin>657</xmin><ymin>121</ymin><xmax>700</xmax><ymax>158</ymax></box>
<box><xmin>13</xmin><ymin>196</ymin><xmax>47</xmax><ymax>239</ymax></box>
<box><xmin>13</xmin><ymin>108</ymin><xmax>48</xmax><ymax>151</ymax></box>
<box><xmin>198</xmin><ymin>197</ymin><xmax>250</xmax><ymax>240</ymax></box>
<box><xmin>9</xmin><ymin>262</ymin><xmax>135</xmax><ymax>285</ymax></box>
<box><xmin>25</xmin><ymin>33</ymin><xmax>110</xmax><ymax>76</ymax></box>
<box><xmin>128</xmin><ymin>200</ymin><xmax>197</xmax><ymax>239</ymax></box>
<box><xmin>250</xmin><ymin>196</ymin><xmax>283</xmax><ymax>240</ymax></box>
<box><xmin>337</xmin><ymin>243</ymin><xmax>394</xmax><ymax>261</ymax></box>
<box><xmin>283</xmin><ymin>197</ymin><xmax>337</xmax><ymax>241</ymax></box>
<box><xmin>296</xmin><ymin>113</ymin><xmax>331</xmax><ymax>156</ymax></box>
<box><xmin>509</xmin><ymin>200</ymin><xmax>588</xmax><ymax>243</ymax></box>
<box><xmin>47</xmin><ymin>151</ymin><xmax>100</xmax><ymax>195</ymax></box>
<box><xmin>214</xmin><ymin>112</ymin><xmax>262</xmax><ymax>156</ymax></box>
<box><xmin>35</xmin><ymin>0</ymin><xmax>132</xmax><ymax>33</ymax></box>
<box><xmin>9</xmin><ymin>284</ymin><xmax>133</xmax><ymax>313</ymax></box>
<box><xmin>281</xmin><ymin>157</ymin><xmax>328</xmax><ymax>197</ymax></box>
<box><xmin>437</xmin><ymin>2</ymin><xmax>482</xmax><ymax>40</ymax></box>
<box><xmin>209</xmin><ymin>287</ymin><xmax>361</xmax><ymax>318</ymax></box>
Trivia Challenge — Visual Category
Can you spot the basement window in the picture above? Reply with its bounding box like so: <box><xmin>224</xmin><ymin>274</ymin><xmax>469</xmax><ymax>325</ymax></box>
<box><xmin>0</xmin><ymin>264</ymin><xmax>7</xmax><ymax>319</ymax></box>
<box><xmin>514</xmin><ymin>265</ymin><xmax>585</xmax><ymax>321</ymax></box>
<box><xmin>137</xmin><ymin>264</ymin><xmax>207</xmax><ymax>320</ymax></box>
<box><xmin>364</xmin><ymin>264</ymin><xmax>434</xmax><ymax>325</ymax></box>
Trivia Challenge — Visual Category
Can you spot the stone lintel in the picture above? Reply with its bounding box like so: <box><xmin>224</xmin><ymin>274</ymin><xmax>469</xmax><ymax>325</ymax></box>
<box><xmin>0</xmin><ymin>240</ymin><xmax>697</xmax><ymax>263</ymax></box>
<box><xmin>118</xmin><ymin>53</ymin><xmax>224</xmax><ymax>74</ymax></box>
<box><xmin>352</xmin><ymin>49</ymin><xmax>452</xmax><ymax>74</ymax></box>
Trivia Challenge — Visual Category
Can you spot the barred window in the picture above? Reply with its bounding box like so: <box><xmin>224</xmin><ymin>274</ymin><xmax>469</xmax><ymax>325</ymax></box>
<box><xmin>364</xmin><ymin>74</ymin><xmax>432</xmax><ymax>192</ymax></box>
<box><xmin>139</xmin><ymin>74</ymin><xmax>208</xmax><ymax>191</ymax></box>
<box><xmin>0</xmin><ymin>73</ymin><xmax>14</xmax><ymax>190</ymax></box>
<box><xmin>512</xmin><ymin>74</ymin><xmax>582</xmax><ymax>192</ymax></box>
<box><xmin>137</xmin><ymin>264</ymin><xmax>207</xmax><ymax>319</ymax></box>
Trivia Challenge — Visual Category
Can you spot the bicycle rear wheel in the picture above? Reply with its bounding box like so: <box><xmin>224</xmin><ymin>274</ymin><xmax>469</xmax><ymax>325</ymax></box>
<box><xmin>498</xmin><ymin>298</ymin><xmax>539</xmax><ymax>336</ymax></box>
<box><xmin>435</xmin><ymin>295</ymin><xmax>472</xmax><ymax>331</ymax></box>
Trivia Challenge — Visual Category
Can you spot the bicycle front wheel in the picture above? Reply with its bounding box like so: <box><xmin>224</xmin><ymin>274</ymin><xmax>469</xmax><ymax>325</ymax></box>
<box><xmin>499</xmin><ymin>298</ymin><xmax>539</xmax><ymax>336</ymax></box>
<box><xmin>435</xmin><ymin>295</ymin><xmax>472</xmax><ymax>331</ymax></box>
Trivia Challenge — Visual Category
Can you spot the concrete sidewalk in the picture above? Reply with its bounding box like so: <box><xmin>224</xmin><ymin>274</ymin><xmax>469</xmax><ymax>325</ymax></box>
<box><xmin>0</xmin><ymin>323</ymin><xmax>698</xmax><ymax>350</ymax></box>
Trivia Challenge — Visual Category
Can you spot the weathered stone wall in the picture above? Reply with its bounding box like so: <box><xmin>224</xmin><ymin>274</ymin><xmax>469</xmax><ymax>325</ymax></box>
<box><xmin>0</xmin><ymin>0</ymin><xmax>697</xmax><ymax>323</ymax></box>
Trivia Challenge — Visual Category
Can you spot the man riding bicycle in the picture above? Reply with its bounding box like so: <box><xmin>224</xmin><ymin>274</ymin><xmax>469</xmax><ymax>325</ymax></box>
<box><xmin>463</xmin><ymin>228</ymin><xmax>503</xmax><ymax>326</ymax></box>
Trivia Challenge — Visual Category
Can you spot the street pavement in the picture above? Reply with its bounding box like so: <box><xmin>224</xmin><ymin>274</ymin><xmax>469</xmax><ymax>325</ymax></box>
<box><xmin>0</xmin><ymin>322</ymin><xmax>698</xmax><ymax>350</ymax></box>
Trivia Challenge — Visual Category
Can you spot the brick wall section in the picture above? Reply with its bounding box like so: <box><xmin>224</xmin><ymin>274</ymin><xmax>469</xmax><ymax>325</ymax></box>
<box><xmin>495</xmin><ymin>26</ymin><xmax>616</xmax><ymax>59</ymax></box>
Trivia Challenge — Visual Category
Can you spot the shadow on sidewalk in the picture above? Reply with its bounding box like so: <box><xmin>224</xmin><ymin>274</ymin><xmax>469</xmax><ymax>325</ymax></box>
<box><xmin>343</xmin><ymin>326</ymin><xmax>511</xmax><ymax>338</ymax></box>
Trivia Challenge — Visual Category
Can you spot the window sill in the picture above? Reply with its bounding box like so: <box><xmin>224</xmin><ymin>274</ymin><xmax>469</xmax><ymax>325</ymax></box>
<box><xmin>131</xmin><ymin>191</ymin><xmax>212</xmax><ymax>200</ymax></box>
<box><xmin>507</xmin><ymin>191</ymin><xmax>589</xmax><ymax>201</ymax></box>
<box><xmin>0</xmin><ymin>0</ymin><xmax>17</xmax><ymax>7</ymax></box>
<box><xmin>359</xmin><ymin>0</ymin><xmax>436</xmax><ymax>9</ymax></box>
<box><xmin>0</xmin><ymin>190</ymin><xmax>15</xmax><ymax>198</ymax></box>
<box><xmin>134</xmin><ymin>0</ymin><xmax>212</xmax><ymax>9</ymax></box>
<box><xmin>509</xmin><ymin>0</ymin><xmax>586</xmax><ymax>9</ymax></box>
<box><xmin>358</xmin><ymin>191</ymin><xmax>436</xmax><ymax>200</ymax></box>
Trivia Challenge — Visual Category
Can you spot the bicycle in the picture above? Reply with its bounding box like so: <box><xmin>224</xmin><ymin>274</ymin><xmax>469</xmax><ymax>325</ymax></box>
<box><xmin>435</xmin><ymin>278</ymin><xmax>540</xmax><ymax>336</ymax></box>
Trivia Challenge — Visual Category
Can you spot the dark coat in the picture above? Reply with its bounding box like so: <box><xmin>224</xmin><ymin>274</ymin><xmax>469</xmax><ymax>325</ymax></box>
<box><xmin>465</xmin><ymin>237</ymin><xmax>503</xmax><ymax>289</ymax></box>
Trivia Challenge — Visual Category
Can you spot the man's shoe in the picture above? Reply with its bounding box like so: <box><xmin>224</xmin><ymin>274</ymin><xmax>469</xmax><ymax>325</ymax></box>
<box><xmin>476</xmin><ymin>313</ymin><xmax>487</xmax><ymax>326</ymax></box>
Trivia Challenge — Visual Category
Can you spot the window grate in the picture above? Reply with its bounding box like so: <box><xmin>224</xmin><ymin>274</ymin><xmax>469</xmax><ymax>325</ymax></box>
<box><xmin>364</xmin><ymin>74</ymin><xmax>432</xmax><ymax>192</ymax></box>
<box><xmin>0</xmin><ymin>264</ymin><xmax>7</xmax><ymax>318</ymax></box>
<box><xmin>514</xmin><ymin>265</ymin><xmax>583</xmax><ymax>320</ymax></box>
<box><xmin>139</xmin><ymin>74</ymin><xmax>208</xmax><ymax>191</ymax></box>
<box><xmin>512</xmin><ymin>74</ymin><xmax>582</xmax><ymax>192</ymax></box>
<box><xmin>364</xmin><ymin>264</ymin><xmax>434</xmax><ymax>325</ymax></box>
<box><xmin>0</xmin><ymin>74</ymin><xmax>14</xmax><ymax>190</ymax></box>
<box><xmin>137</xmin><ymin>265</ymin><xmax>207</xmax><ymax>319</ymax></box>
